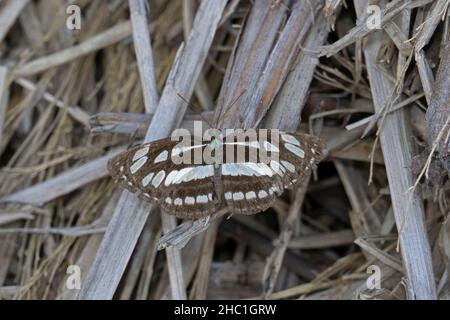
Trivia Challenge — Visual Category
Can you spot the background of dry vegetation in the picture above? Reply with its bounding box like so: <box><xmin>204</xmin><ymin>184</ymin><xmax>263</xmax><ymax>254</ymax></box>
<box><xmin>0</xmin><ymin>0</ymin><xmax>449</xmax><ymax>300</ymax></box>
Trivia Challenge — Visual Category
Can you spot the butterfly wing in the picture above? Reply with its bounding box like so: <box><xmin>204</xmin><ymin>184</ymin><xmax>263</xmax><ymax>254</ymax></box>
<box><xmin>108</xmin><ymin>138</ymin><xmax>174</xmax><ymax>200</ymax></box>
<box><xmin>108</xmin><ymin>137</ymin><xmax>221</xmax><ymax>219</ymax></box>
<box><xmin>108</xmin><ymin>130</ymin><xmax>325</xmax><ymax>218</ymax></box>
<box><xmin>221</xmin><ymin>130</ymin><xmax>325</xmax><ymax>215</ymax></box>
<box><xmin>275</xmin><ymin>131</ymin><xmax>325</xmax><ymax>188</ymax></box>
<box><xmin>221</xmin><ymin>172</ymin><xmax>284</xmax><ymax>215</ymax></box>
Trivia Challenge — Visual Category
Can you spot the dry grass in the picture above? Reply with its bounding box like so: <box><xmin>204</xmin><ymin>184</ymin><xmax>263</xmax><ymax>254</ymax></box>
<box><xmin>0</xmin><ymin>0</ymin><xmax>449</xmax><ymax>300</ymax></box>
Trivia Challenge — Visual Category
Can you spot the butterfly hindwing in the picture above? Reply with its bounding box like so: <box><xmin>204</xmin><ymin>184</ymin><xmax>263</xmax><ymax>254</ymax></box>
<box><xmin>221</xmin><ymin>173</ymin><xmax>283</xmax><ymax>215</ymax></box>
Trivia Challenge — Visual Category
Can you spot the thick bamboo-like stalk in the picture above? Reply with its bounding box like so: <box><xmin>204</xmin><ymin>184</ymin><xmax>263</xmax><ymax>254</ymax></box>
<box><xmin>129</xmin><ymin>0</ymin><xmax>159</xmax><ymax>114</ymax></box>
<box><xmin>14</xmin><ymin>21</ymin><xmax>133</xmax><ymax>77</ymax></box>
<box><xmin>353</xmin><ymin>0</ymin><xmax>437</xmax><ymax>300</ymax></box>
<box><xmin>77</xmin><ymin>0</ymin><xmax>227</xmax><ymax>300</ymax></box>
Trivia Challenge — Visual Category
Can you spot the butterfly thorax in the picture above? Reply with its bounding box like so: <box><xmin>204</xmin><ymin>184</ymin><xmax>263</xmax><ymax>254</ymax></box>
<box><xmin>211</xmin><ymin>137</ymin><xmax>224</xmax><ymax>206</ymax></box>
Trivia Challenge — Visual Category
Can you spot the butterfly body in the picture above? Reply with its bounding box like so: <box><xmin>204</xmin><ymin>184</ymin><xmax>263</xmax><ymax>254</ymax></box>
<box><xmin>108</xmin><ymin>130</ymin><xmax>325</xmax><ymax>219</ymax></box>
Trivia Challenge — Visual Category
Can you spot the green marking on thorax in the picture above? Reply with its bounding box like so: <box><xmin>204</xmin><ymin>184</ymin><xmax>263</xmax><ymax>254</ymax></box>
<box><xmin>211</xmin><ymin>138</ymin><xmax>221</xmax><ymax>169</ymax></box>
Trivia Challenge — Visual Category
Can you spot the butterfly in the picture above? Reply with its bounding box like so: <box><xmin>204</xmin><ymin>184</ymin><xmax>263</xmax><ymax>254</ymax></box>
<box><xmin>107</xmin><ymin>129</ymin><xmax>325</xmax><ymax>220</ymax></box>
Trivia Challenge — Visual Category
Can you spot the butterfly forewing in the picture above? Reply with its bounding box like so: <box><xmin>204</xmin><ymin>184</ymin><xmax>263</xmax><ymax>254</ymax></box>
<box><xmin>108</xmin><ymin>137</ymin><xmax>221</xmax><ymax>219</ymax></box>
<box><xmin>277</xmin><ymin>132</ymin><xmax>325</xmax><ymax>187</ymax></box>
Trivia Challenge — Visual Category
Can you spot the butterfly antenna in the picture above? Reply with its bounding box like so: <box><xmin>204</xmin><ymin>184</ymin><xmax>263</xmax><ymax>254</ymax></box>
<box><xmin>231</xmin><ymin>89</ymin><xmax>247</xmax><ymax>108</ymax></box>
<box><xmin>176</xmin><ymin>92</ymin><xmax>214</xmax><ymax>128</ymax></box>
<box><xmin>126</xmin><ymin>127</ymin><xmax>140</xmax><ymax>150</ymax></box>
<box><xmin>220</xmin><ymin>89</ymin><xmax>247</xmax><ymax>125</ymax></box>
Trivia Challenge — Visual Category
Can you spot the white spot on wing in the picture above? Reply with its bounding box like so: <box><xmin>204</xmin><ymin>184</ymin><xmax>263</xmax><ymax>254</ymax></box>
<box><xmin>130</xmin><ymin>156</ymin><xmax>147</xmax><ymax>174</ymax></box>
<box><xmin>133</xmin><ymin>146</ymin><xmax>149</xmax><ymax>161</ymax></box>
<box><xmin>222</xmin><ymin>163</ymin><xmax>273</xmax><ymax>177</ymax></box>
<box><xmin>270</xmin><ymin>160</ymin><xmax>285</xmax><ymax>176</ymax></box>
<box><xmin>151</xmin><ymin>170</ymin><xmax>166</xmax><ymax>187</ymax></box>
<box><xmin>165</xmin><ymin>197</ymin><xmax>172</xmax><ymax>204</ymax></box>
<box><xmin>164</xmin><ymin>170</ymin><xmax>179</xmax><ymax>186</ymax></box>
<box><xmin>222</xmin><ymin>163</ymin><xmax>243</xmax><ymax>176</ymax></box>
<box><xmin>270</xmin><ymin>185</ymin><xmax>280</xmax><ymax>195</ymax></box>
<box><xmin>285</xmin><ymin>143</ymin><xmax>305</xmax><ymax>158</ymax></box>
<box><xmin>246</xmin><ymin>162</ymin><xmax>273</xmax><ymax>177</ymax></box>
<box><xmin>263</xmin><ymin>140</ymin><xmax>279</xmax><ymax>152</ymax></box>
<box><xmin>233</xmin><ymin>192</ymin><xmax>244</xmax><ymax>200</ymax></box>
<box><xmin>281</xmin><ymin>160</ymin><xmax>295</xmax><ymax>173</ymax></box>
<box><xmin>196</xmin><ymin>195</ymin><xmax>208</xmax><ymax>204</ymax></box>
<box><xmin>172</xmin><ymin>168</ymin><xmax>194</xmax><ymax>184</ymax></box>
<box><xmin>174</xmin><ymin>198</ymin><xmax>183</xmax><ymax>206</ymax></box>
<box><xmin>185</xmin><ymin>196</ymin><xmax>195</xmax><ymax>205</ymax></box>
<box><xmin>192</xmin><ymin>165</ymin><xmax>215</xmax><ymax>180</ymax></box>
<box><xmin>223</xmin><ymin>141</ymin><xmax>260</xmax><ymax>149</ymax></box>
<box><xmin>249</xmin><ymin>141</ymin><xmax>260</xmax><ymax>149</ymax></box>
<box><xmin>225</xmin><ymin>192</ymin><xmax>232</xmax><ymax>200</ymax></box>
<box><xmin>171</xmin><ymin>144</ymin><xmax>207</xmax><ymax>158</ymax></box>
<box><xmin>245</xmin><ymin>191</ymin><xmax>256</xmax><ymax>199</ymax></box>
<box><xmin>258</xmin><ymin>190</ymin><xmax>268</xmax><ymax>198</ymax></box>
<box><xmin>166</xmin><ymin>166</ymin><xmax>214</xmax><ymax>186</ymax></box>
<box><xmin>281</xmin><ymin>134</ymin><xmax>300</xmax><ymax>146</ymax></box>
<box><xmin>142</xmin><ymin>172</ymin><xmax>154</xmax><ymax>187</ymax></box>
<box><xmin>154</xmin><ymin>150</ymin><xmax>168</xmax><ymax>163</ymax></box>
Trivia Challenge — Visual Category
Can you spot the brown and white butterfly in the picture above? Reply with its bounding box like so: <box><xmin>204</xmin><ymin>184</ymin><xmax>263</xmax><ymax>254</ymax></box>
<box><xmin>107</xmin><ymin>130</ymin><xmax>325</xmax><ymax>219</ymax></box>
